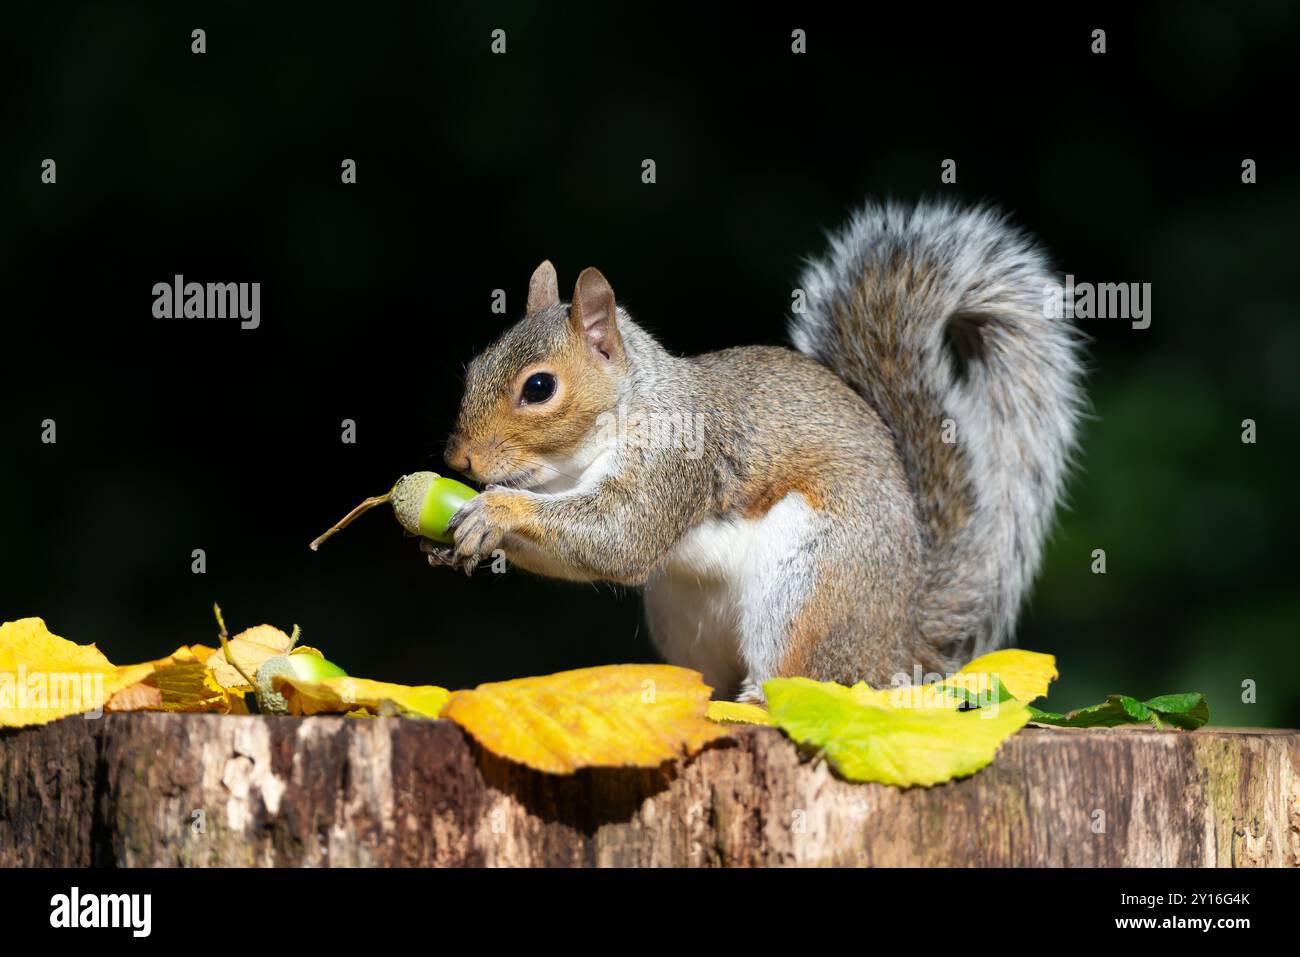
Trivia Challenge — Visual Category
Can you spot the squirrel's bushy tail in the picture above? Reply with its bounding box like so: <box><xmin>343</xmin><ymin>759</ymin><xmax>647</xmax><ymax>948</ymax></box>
<box><xmin>791</xmin><ymin>200</ymin><xmax>1084</xmax><ymax>668</ymax></box>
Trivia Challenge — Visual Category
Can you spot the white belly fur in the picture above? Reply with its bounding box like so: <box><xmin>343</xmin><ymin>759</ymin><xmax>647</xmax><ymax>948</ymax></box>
<box><xmin>643</xmin><ymin>492</ymin><xmax>817</xmax><ymax>698</ymax></box>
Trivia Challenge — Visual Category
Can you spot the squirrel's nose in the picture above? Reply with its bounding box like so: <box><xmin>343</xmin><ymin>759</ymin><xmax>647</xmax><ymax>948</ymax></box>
<box><xmin>444</xmin><ymin>434</ymin><xmax>472</xmax><ymax>475</ymax></box>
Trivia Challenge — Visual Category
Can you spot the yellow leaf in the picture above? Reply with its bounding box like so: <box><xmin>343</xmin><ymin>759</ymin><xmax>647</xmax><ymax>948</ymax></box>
<box><xmin>0</xmin><ymin>618</ymin><xmax>156</xmax><ymax>727</ymax></box>
<box><xmin>179</xmin><ymin>644</ymin><xmax>246</xmax><ymax>710</ymax></box>
<box><xmin>707</xmin><ymin>700</ymin><xmax>772</xmax><ymax>725</ymax></box>
<box><xmin>441</xmin><ymin>664</ymin><xmax>728</xmax><ymax>774</ymax></box>
<box><xmin>207</xmin><ymin>625</ymin><xmax>297</xmax><ymax>692</ymax></box>
<box><xmin>959</xmin><ymin>649</ymin><xmax>1058</xmax><ymax>702</ymax></box>
<box><xmin>857</xmin><ymin>680</ymin><xmax>978</xmax><ymax>711</ymax></box>
<box><xmin>148</xmin><ymin>648</ymin><xmax>237</xmax><ymax>712</ymax></box>
<box><xmin>765</xmin><ymin>676</ymin><xmax>1031</xmax><ymax>787</ymax></box>
<box><xmin>104</xmin><ymin>646</ymin><xmax>244</xmax><ymax>714</ymax></box>
<box><xmin>187</xmin><ymin>644</ymin><xmax>219</xmax><ymax>664</ymax></box>
<box><xmin>105</xmin><ymin>683</ymin><xmax>164</xmax><ymax>712</ymax></box>
<box><xmin>275</xmin><ymin>675</ymin><xmax>450</xmax><ymax>719</ymax></box>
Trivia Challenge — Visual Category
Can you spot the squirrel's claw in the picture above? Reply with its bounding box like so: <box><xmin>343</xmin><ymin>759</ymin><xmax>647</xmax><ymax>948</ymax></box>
<box><xmin>420</xmin><ymin>538</ymin><xmax>454</xmax><ymax>568</ymax></box>
<box><xmin>447</xmin><ymin>494</ymin><xmax>508</xmax><ymax>575</ymax></box>
<box><xmin>445</xmin><ymin>504</ymin><xmax>469</xmax><ymax>535</ymax></box>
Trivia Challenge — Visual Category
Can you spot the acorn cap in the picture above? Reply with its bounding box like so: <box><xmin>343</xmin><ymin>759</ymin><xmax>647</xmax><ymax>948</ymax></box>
<box><xmin>391</xmin><ymin>472</ymin><xmax>437</xmax><ymax>537</ymax></box>
<box><xmin>253</xmin><ymin>655</ymin><xmax>296</xmax><ymax>715</ymax></box>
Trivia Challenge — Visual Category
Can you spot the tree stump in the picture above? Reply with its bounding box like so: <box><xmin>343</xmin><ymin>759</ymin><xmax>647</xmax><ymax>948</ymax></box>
<box><xmin>0</xmin><ymin>713</ymin><xmax>1295</xmax><ymax>866</ymax></box>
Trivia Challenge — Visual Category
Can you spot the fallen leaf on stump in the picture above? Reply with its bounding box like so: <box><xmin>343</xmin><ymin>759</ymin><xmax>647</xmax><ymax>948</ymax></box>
<box><xmin>206</xmin><ymin>625</ymin><xmax>297</xmax><ymax>692</ymax></box>
<box><xmin>707</xmin><ymin>700</ymin><xmax>771</xmax><ymax>725</ymax></box>
<box><xmin>0</xmin><ymin>618</ymin><xmax>157</xmax><ymax>726</ymax></box>
<box><xmin>441</xmin><ymin>664</ymin><xmax>727</xmax><ymax>774</ymax></box>
<box><xmin>1029</xmin><ymin>692</ymin><xmax>1209</xmax><ymax>730</ymax></box>
<box><xmin>764</xmin><ymin>676</ymin><xmax>1031</xmax><ymax>787</ymax></box>
<box><xmin>956</xmin><ymin>649</ymin><xmax>1058</xmax><ymax>703</ymax></box>
<box><xmin>105</xmin><ymin>683</ymin><xmax>164</xmax><ymax>712</ymax></box>
<box><xmin>274</xmin><ymin>675</ymin><xmax>450</xmax><ymax>718</ymax></box>
<box><xmin>107</xmin><ymin>646</ymin><xmax>245</xmax><ymax>714</ymax></box>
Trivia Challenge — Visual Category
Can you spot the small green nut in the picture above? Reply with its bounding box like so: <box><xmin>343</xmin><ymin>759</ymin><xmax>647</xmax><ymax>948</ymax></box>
<box><xmin>254</xmin><ymin>653</ymin><xmax>347</xmax><ymax>714</ymax></box>
<box><xmin>309</xmin><ymin>471</ymin><xmax>480</xmax><ymax>552</ymax></box>
<box><xmin>390</xmin><ymin>471</ymin><xmax>479</xmax><ymax>544</ymax></box>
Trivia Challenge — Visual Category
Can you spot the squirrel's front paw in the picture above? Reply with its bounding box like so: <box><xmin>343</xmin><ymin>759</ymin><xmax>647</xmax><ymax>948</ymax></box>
<box><xmin>737</xmin><ymin>678</ymin><xmax>767</xmax><ymax>706</ymax></box>
<box><xmin>445</xmin><ymin>490</ymin><xmax>526</xmax><ymax>575</ymax></box>
<box><xmin>420</xmin><ymin>538</ymin><xmax>454</xmax><ymax>568</ymax></box>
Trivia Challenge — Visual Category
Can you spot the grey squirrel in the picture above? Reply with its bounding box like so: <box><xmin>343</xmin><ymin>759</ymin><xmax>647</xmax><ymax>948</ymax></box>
<box><xmin>427</xmin><ymin>200</ymin><xmax>1084</xmax><ymax>701</ymax></box>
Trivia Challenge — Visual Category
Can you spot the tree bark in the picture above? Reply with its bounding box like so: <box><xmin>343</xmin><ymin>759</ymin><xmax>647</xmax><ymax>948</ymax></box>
<box><xmin>0</xmin><ymin>714</ymin><xmax>1295</xmax><ymax>866</ymax></box>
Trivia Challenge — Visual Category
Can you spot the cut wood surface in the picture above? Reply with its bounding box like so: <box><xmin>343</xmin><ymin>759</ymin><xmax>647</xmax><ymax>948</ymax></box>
<box><xmin>0</xmin><ymin>714</ymin><xmax>1295</xmax><ymax>866</ymax></box>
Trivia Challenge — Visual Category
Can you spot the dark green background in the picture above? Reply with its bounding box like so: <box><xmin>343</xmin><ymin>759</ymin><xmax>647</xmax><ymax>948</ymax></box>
<box><xmin>3</xmin><ymin>3</ymin><xmax>1296</xmax><ymax>725</ymax></box>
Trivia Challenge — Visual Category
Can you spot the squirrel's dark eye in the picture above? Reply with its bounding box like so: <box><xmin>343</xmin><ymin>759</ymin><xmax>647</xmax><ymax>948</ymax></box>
<box><xmin>520</xmin><ymin>372</ymin><xmax>556</xmax><ymax>404</ymax></box>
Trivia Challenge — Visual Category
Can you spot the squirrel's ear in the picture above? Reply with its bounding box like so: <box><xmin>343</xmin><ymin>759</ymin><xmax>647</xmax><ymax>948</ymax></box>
<box><xmin>526</xmin><ymin>260</ymin><xmax>560</xmax><ymax>314</ymax></box>
<box><xmin>570</xmin><ymin>267</ymin><xmax>623</xmax><ymax>362</ymax></box>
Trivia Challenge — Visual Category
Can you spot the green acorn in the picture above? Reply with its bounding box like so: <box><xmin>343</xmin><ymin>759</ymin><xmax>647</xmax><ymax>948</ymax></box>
<box><xmin>212</xmin><ymin>604</ymin><xmax>348</xmax><ymax>716</ymax></box>
<box><xmin>255</xmin><ymin>652</ymin><xmax>348</xmax><ymax>714</ymax></box>
<box><xmin>309</xmin><ymin>471</ymin><xmax>478</xmax><ymax>551</ymax></box>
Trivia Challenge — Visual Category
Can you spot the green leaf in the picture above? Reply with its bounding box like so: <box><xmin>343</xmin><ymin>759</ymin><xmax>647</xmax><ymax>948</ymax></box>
<box><xmin>764</xmin><ymin>676</ymin><xmax>1030</xmax><ymax>787</ymax></box>
<box><xmin>933</xmin><ymin>673</ymin><xmax>1014</xmax><ymax>707</ymax></box>
<box><xmin>1028</xmin><ymin>692</ymin><xmax>1209</xmax><ymax>730</ymax></box>
<box><xmin>1144</xmin><ymin>693</ymin><xmax>1211</xmax><ymax>730</ymax></box>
